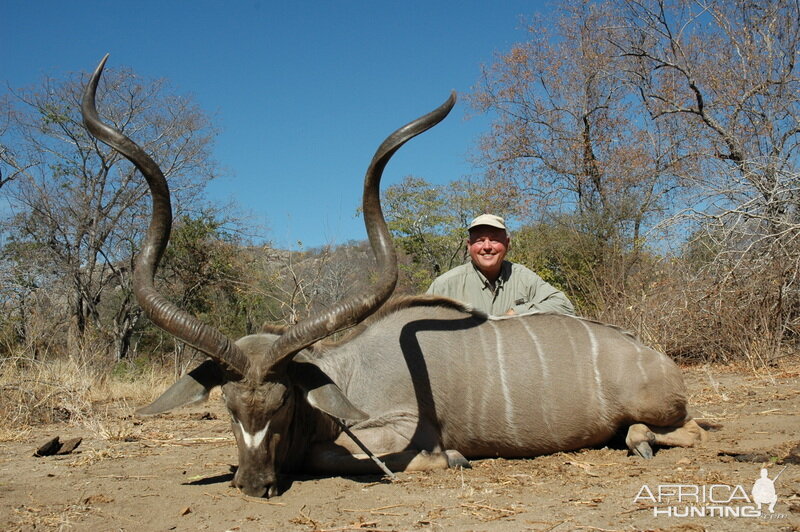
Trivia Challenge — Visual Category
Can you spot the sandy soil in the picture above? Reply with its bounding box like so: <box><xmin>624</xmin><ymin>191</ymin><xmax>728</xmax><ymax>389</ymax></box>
<box><xmin>2</xmin><ymin>360</ymin><xmax>799</xmax><ymax>531</ymax></box>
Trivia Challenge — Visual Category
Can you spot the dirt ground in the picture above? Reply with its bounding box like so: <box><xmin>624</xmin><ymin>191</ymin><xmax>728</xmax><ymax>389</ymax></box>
<box><xmin>2</xmin><ymin>359</ymin><xmax>799</xmax><ymax>532</ymax></box>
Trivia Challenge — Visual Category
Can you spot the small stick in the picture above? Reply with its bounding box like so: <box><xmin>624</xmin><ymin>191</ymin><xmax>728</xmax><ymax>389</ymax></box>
<box><xmin>96</xmin><ymin>474</ymin><xmax>157</xmax><ymax>480</ymax></box>
<box><xmin>343</xmin><ymin>504</ymin><xmax>406</xmax><ymax>513</ymax></box>
<box><xmin>543</xmin><ymin>519</ymin><xmax>570</xmax><ymax>531</ymax></box>
<box><xmin>461</xmin><ymin>502</ymin><xmax>517</xmax><ymax>513</ymax></box>
<box><xmin>317</xmin><ymin>526</ymin><xmax>394</xmax><ymax>532</ymax></box>
<box><xmin>335</xmin><ymin>419</ymin><xmax>397</xmax><ymax>479</ymax></box>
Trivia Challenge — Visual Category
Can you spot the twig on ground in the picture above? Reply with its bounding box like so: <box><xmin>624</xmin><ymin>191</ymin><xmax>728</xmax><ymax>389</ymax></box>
<box><xmin>541</xmin><ymin>519</ymin><xmax>570</xmax><ymax>531</ymax></box>
<box><xmin>342</xmin><ymin>503</ymin><xmax>407</xmax><ymax>516</ymax></box>
<box><xmin>316</xmin><ymin>525</ymin><xmax>395</xmax><ymax>532</ymax></box>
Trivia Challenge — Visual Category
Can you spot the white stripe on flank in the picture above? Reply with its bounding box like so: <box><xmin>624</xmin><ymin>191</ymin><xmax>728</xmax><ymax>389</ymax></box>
<box><xmin>618</xmin><ymin>333</ymin><xmax>648</xmax><ymax>381</ymax></box>
<box><xmin>519</xmin><ymin>319</ymin><xmax>549</xmax><ymax>381</ymax></box>
<box><xmin>237</xmin><ymin>420</ymin><xmax>270</xmax><ymax>449</ymax></box>
<box><xmin>461</xmin><ymin>330</ymin><xmax>474</xmax><ymax>434</ymax></box>
<box><xmin>635</xmin><ymin>344</ymin><xmax>647</xmax><ymax>382</ymax></box>
<box><xmin>489</xmin><ymin>321</ymin><xmax>516</xmax><ymax>436</ymax></box>
<box><xmin>477</xmin><ymin>325</ymin><xmax>492</xmax><ymax>426</ymax></box>
<box><xmin>519</xmin><ymin>319</ymin><xmax>554</xmax><ymax>434</ymax></box>
<box><xmin>578</xmin><ymin>320</ymin><xmax>608</xmax><ymax>415</ymax></box>
<box><xmin>658</xmin><ymin>351</ymin><xmax>668</xmax><ymax>381</ymax></box>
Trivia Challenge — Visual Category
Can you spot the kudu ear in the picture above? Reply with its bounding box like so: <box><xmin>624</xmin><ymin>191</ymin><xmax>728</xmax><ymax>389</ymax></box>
<box><xmin>136</xmin><ymin>360</ymin><xmax>227</xmax><ymax>416</ymax></box>
<box><xmin>291</xmin><ymin>357</ymin><xmax>368</xmax><ymax>422</ymax></box>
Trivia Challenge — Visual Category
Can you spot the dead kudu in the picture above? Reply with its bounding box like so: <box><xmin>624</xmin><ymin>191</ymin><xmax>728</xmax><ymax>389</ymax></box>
<box><xmin>82</xmin><ymin>56</ymin><xmax>705</xmax><ymax>498</ymax></box>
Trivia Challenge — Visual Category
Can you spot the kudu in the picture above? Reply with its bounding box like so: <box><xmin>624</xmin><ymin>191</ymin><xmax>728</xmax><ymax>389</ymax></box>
<box><xmin>82</xmin><ymin>56</ymin><xmax>705</xmax><ymax>498</ymax></box>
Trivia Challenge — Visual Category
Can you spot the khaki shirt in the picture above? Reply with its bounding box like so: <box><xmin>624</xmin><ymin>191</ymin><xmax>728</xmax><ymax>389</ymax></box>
<box><xmin>426</xmin><ymin>261</ymin><xmax>575</xmax><ymax>316</ymax></box>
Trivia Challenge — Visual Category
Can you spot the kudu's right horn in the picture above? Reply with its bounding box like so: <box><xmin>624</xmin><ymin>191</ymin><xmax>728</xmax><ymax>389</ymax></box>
<box><xmin>81</xmin><ymin>55</ymin><xmax>250</xmax><ymax>377</ymax></box>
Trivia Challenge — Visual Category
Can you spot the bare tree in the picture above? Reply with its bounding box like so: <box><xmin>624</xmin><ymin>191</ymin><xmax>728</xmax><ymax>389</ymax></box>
<box><xmin>470</xmin><ymin>0</ymin><xmax>688</xmax><ymax>312</ymax></box>
<box><xmin>259</xmin><ymin>242</ymin><xmax>377</xmax><ymax>326</ymax></box>
<box><xmin>0</xmin><ymin>64</ymin><xmax>219</xmax><ymax>360</ymax></box>
<box><xmin>0</xmin><ymin>97</ymin><xmax>32</xmax><ymax>190</ymax></box>
<box><xmin>0</xmin><ymin>240</ymin><xmax>62</xmax><ymax>358</ymax></box>
<box><xmin>616</xmin><ymin>0</ymin><xmax>800</xmax><ymax>357</ymax></box>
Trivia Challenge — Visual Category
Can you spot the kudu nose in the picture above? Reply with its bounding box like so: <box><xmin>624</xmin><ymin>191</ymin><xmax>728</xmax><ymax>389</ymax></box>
<box><xmin>234</xmin><ymin>478</ymin><xmax>279</xmax><ymax>498</ymax></box>
<box><xmin>238</xmin><ymin>483</ymin><xmax>268</xmax><ymax>498</ymax></box>
<box><xmin>233</xmin><ymin>470</ymin><xmax>277</xmax><ymax>498</ymax></box>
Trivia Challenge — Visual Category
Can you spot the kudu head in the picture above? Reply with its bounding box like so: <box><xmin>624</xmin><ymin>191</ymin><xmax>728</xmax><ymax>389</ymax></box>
<box><xmin>81</xmin><ymin>55</ymin><xmax>455</xmax><ymax>497</ymax></box>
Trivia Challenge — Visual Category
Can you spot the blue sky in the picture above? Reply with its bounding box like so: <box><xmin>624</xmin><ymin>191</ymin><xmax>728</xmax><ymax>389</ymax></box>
<box><xmin>3</xmin><ymin>0</ymin><xmax>550</xmax><ymax>249</ymax></box>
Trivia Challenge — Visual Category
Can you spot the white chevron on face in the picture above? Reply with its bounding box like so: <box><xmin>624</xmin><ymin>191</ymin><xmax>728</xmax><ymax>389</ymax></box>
<box><xmin>237</xmin><ymin>420</ymin><xmax>270</xmax><ymax>449</ymax></box>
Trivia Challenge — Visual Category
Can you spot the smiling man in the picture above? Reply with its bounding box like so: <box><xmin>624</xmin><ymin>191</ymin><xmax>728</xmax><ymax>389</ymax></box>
<box><xmin>426</xmin><ymin>214</ymin><xmax>575</xmax><ymax>317</ymax></box>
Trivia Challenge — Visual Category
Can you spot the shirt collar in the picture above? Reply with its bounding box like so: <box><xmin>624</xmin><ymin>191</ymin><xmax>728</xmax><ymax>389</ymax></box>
<box><xmin>471</xmin><ymin>261</ymin><xmax>511</xmax><ymax>290</ymax></box>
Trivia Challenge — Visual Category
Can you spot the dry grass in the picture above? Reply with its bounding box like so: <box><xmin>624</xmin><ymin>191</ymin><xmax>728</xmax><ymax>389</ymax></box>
<box><xmin>9</xmin><ymin>500</ymin><xmax>97</xmax><ymax>531</ymax></box>
<box><xmin>0</xmin><ymin>354</ymin><xmax>173</xmax><ymax>442</ymax></box>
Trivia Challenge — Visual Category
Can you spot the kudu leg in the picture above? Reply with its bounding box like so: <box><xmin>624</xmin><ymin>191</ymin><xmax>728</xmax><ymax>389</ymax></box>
<box><xmin>306</xmin><ymin>446</ymin><xmax>469</xmax><ymax>475</ymax></box>
<box><xmin>306</xmin><ymin>421</ymin><xmax>470</xmax><ymax>474</ymax></box>
<box><xmin>626</xmin><ymin>419</ymin><xmax>707</xmax><ymax>459</ymax></box>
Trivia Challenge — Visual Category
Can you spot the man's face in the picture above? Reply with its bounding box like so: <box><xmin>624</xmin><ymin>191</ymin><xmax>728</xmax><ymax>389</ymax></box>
<box><xmin>467</xmin><ymin>226</ymin><xmax>509</xmax><ymax>276</ymax></box>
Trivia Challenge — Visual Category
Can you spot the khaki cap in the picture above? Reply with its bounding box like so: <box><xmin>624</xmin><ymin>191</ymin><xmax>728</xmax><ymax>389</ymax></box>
<box><xmin>468</xmin><ymin>214</ymin><xmax>506</xmax><ymax>231</ymax></box>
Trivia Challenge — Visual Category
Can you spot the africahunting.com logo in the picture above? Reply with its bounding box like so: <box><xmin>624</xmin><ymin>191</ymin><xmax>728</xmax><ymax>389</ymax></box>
<box><xmin>633</xmin><ymin>467</ymin><xmax>789</xmax><ymax>519</ymax></box>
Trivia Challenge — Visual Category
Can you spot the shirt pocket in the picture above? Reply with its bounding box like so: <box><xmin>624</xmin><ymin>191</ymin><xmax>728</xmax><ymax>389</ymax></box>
<box><xmin>512</xmin><ymin>294</ymin><xmax>528</xmax><ymax>307</ymax></box>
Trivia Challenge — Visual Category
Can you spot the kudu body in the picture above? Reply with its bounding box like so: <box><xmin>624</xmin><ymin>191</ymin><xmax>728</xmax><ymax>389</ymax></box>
<box><xmin>82</xmin><ymin>56</ymin><xmax>704</xmax><ymax>498</ymax></box>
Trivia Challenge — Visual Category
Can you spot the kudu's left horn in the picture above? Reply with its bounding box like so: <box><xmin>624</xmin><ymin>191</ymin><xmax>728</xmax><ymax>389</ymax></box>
<box><xmin>252</xmin><ymin>92</ymin><xmax>457</xmax><ymax>381</ymax></box>
<box><xmin>81</xmin><ymin>55</ymin><xmax>250</xmax><ymax>377</ymax></box>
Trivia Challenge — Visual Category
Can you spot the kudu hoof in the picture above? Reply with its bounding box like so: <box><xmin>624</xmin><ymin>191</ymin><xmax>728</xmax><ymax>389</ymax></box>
<box><xmin>632</xmin><ymin>441</ymin><xmax>654</xmax><ymax>459</ymax></box>
<box><xmin>446</xmin><ymin>450</ymin><xmax>471</xmax><ymax>469</ymax></box>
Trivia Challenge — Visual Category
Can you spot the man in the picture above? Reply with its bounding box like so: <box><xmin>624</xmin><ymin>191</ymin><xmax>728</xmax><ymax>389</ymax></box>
<box><xmin>426</xmin><ymin>214</ymin><xmax>575</xmax><ymax>316</ymax></box>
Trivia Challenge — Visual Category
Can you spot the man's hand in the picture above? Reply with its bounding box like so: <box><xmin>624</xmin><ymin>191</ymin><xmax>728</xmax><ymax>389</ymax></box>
<box><xmin>504</xmin><ymin>308</ymin><xmax>516</xmax><ymax>316</ymax></box>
